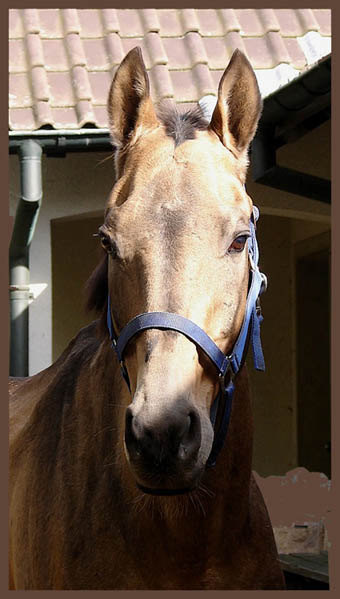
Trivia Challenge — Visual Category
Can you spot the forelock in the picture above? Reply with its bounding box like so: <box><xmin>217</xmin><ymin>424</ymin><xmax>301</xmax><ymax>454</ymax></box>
<box><xmin>157</xmin><ymin>103</ymin><xmax>208</xmax><ymax>147</ymax></box>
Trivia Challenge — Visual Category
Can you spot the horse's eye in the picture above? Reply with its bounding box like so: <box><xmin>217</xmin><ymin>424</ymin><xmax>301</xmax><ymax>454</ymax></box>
<box><xmin>98</xmin><ymin>228</ymin><xmax>116</xmax><ymax>256</ymax></box>
<box><xmin>228</xmin><ymin>234</ymin><xmax>249</xmax><ymax>254</ymax></box>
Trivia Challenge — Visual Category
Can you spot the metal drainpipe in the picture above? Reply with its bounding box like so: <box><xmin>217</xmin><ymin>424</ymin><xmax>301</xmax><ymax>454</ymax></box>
<box><xmin>9</xmin><ymin>139</ymin><xmax>43</xmax><ymax>377</ymax></box>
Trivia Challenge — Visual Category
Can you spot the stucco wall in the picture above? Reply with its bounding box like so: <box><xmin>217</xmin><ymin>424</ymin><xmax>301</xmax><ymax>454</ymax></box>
<box><xmin>248</xmin><ymin>215</ymin><xmax>296</xmax><ymax>475</ymax></box>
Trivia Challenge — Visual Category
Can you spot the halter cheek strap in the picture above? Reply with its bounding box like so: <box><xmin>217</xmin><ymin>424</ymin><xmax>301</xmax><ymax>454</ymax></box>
<box><xmin>106</xmin><ymin>205</ymin><xmax>267</xmax><ymax>467</ymax></box>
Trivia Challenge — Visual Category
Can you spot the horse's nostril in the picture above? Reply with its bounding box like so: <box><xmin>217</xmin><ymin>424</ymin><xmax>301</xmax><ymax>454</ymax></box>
<box><xmin>178</xmin><ymin>410</ymin><xmax>201</xmax><ymax>461</ymax></box>
<box><xmin>125</xmin><ymin>409</ymin><xmax>155</xmax><ymax>456</ymax></box>
<box><xmin>187</xmin><ymin>410</ymin><xmax>199</xmax><ymax>438</ymax></box>
<box><xmin>125</xmin><ymin>405</ymin><xmax>201</xmax><ymax>467</ymax></box>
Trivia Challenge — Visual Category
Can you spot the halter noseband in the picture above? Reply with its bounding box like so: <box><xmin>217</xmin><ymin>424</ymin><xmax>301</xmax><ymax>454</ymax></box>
<box><xmin>106</xmin><ymin>206</ymin><xmax>267</xmax><ymax>468</ymax></box>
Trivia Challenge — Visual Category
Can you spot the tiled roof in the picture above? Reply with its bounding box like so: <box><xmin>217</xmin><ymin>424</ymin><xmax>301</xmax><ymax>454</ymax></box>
<box><xmin>9</xmin><ymin>8</ymin><xmax>331</xmax><ymax>132</ymax></box>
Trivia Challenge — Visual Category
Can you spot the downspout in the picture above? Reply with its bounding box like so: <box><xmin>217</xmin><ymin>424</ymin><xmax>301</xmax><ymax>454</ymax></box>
<box><xmin>9</xmin><ymin>130</ymin><xmax>112</xmax><ymax>377</ymax></box>
<box><xmin>9</xmin><ymin>139</ymin><xmax>42</xmax><ymax>377</ymax></box>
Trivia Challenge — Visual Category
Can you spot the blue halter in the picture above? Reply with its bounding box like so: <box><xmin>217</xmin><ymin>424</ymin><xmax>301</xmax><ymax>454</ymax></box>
<box><xmin>106</xmin><ymin>206</ymin><xmax>267</xmax><ymax>467</ymax></box>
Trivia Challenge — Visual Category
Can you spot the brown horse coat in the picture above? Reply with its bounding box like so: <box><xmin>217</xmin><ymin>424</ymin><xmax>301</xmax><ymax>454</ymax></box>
<box><xmin>9</xmin><ymin>48</ymin><xmax>285</xmax><ymax>590</ymax></box>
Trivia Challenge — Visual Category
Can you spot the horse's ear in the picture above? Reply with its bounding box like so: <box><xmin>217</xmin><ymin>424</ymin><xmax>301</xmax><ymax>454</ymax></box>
<box><xmin>107</xmin><ymin>46</ymin><xmax>159</xmax><ymax>148</ymax></box>
<box><xmin>209</xmin><ymin>49</ymin><xmax>262</xmax><ymax>159</ymax></box>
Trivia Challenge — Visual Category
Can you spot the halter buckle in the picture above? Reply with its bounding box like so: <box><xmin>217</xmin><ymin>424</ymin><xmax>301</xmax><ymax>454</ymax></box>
<box><xmin>219</xmin><ymin>355</ymin><xmax>236</xmax><ymax>386</ymax></box>
<box><xmin>260</xmin><ymin>272</ymin><xmax>267</xmax><ymax>294</ymax></box>
<box><xmin>248</xmin><ymin>250</ymin><xmax>256</xmax><ymax>272</ymax></box>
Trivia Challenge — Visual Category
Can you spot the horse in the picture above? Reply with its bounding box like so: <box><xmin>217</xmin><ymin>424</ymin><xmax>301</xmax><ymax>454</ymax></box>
<box><xmin>9</xmin><ymin>47</ymin><xmax>285</xmax><ymax>590</ymax></box>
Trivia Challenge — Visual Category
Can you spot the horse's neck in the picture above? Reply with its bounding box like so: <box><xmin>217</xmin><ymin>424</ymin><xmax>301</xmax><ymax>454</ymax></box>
<box><xmin>206</xmin><ymin>365</ymin><xmax>254</xmax><ymax>519</ymax></box>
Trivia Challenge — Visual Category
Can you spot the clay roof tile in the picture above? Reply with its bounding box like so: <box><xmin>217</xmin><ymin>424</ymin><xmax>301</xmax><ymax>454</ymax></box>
<box><xmin>8</xmin><ymin>8</ymin><xmax>331</xmax><ymax>131</ymax></box>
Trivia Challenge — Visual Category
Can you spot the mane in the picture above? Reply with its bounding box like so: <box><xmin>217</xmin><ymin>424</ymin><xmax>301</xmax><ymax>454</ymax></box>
<box><xmin>156</xmin><ymin>103</ymin><xmax>208</xmax><ymax>147</ymax></box>
<box><xmin>84</xmin><ymin>253</ymin><xmax>108</xmax><ymax>335</ymax></box>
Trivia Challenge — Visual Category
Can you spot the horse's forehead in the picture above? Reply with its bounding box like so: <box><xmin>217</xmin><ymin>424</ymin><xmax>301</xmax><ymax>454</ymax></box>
<box><xmin>110</xmin><ymin>133</ymin><xmax>250</xmax><ymax>228</ymax></box>
<box><xmin>140</xmin><ymin>131</ymin><xmax>240</xmax><ymax>192</ymax></box>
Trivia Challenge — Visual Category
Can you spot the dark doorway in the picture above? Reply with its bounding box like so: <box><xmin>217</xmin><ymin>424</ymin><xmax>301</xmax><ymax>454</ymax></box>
<box><xmin>296</xmin><ymin>246</ymin><xmax>330</xmax><ymax>477</ymax></box>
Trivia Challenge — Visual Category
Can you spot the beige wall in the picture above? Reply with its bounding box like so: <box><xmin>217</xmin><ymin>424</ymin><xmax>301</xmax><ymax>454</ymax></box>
<box><xmin>248</xmin><ymin>216</ymin><xmax>295</xmax><ymax>475</ymax></box>
<box><xmin>248</xmin><ymin>217</ymin><xmax>331</xmax><ymax>476</ymax></box>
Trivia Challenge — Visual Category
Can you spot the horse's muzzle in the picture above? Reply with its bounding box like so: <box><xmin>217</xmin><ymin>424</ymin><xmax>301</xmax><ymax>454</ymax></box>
<box><xmin>124</xmin><ymin>403</ymin><xmax>202</xmax><ymax>489</ymax></box>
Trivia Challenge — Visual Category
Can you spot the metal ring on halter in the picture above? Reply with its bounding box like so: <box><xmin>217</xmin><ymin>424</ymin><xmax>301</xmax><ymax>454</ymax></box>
<box><xmin>260</xmin><ymin>272</ymin><xmax>267</xmax><ymax>294</ymax></box>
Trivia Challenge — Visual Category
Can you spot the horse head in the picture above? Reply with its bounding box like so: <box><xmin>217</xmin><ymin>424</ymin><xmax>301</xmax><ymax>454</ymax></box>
<box><xmin>91</xmin><ymin>47</ymin><xmax>262</xmax><ymax>494</ymax></box>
